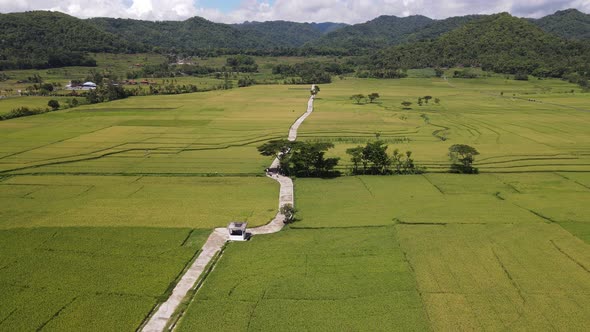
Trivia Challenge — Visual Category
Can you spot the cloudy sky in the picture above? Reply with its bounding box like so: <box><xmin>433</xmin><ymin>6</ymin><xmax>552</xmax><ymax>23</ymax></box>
<box><xmin>0</xmin><ymin>0</ymin><xmax>588</xmax><ymax>23</ymax></box>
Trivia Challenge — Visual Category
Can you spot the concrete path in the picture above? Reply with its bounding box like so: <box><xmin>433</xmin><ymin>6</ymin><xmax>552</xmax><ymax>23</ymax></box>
<box><xmin>141</xmin><ymin>95</ymin><xmax>315</xmax><ymax>332</ymax></box>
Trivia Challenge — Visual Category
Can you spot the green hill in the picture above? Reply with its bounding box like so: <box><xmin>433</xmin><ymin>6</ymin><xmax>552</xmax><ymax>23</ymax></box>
<box><xmin>309</xmin><ymin>22</ymin><xmax>348</xmax><ymax>34</ymax></box>
<box><xmin>88</xmin><ymin>16</ymin><xmax>267</xmax><ymax>50</ymax></box>
<box><xmin>372</xmin><ymin>13</ymin><xmax>590</xmax><ymax>78</ymax></box>
<box><xmin>232</xmin><ymin>21</ymin><xmax>324</xmax><ymax>47</ymax></box>
<box><xmin>403</xmin><ymin>15</ymin><xmax>484</xmax><ymax>42</ymax></box>
<box><xmin>532</xmin><ymin>9</ymin><xmax>590</xmax><ymax>39</ymax></box>
<box><xmin>90</xmin><ymin>17</ymin><xmax>346</xmax><ymax>50</ymax></box>
<box><xmin>0</xmin><ymin>11</ymin><xmax>137</xmax><ymax>69</ymax></box>
<box><xmin>306</xmin><ymin>15</ymin><xmax>434</xmax><ymax>50</ymax></box>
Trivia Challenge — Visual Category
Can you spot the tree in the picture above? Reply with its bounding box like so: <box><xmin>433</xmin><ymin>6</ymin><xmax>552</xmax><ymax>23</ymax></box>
<box><xmin>424</xmin><ymin>96</ymin><xmax>433</xmax><ymax>104</ymax></box>
<box><xmin>514</xmin><ymin>72</ymin><xmax>529</xmax><ymax>81</ymax></box>
<box><xmin>434</xmin><ymin>97</ymin><xmax>440</xmax><ymax>104</ymax></box>
<box><xmin>47</xmin><ymin>99</ymin><xmax>60</xmax><ymax>110</ymax></box>
<box><xmin>362</xmin><ymin>140</ymin><xmax>391</xmax><ymax>175</ymax></box>
<box><xmin>281</xmin><ymin>142</ymin><xmax>340</xmax><ymax>177</ymax></box>
<box><xmin>449</xmin><ymin>144</ymin><xmax>480</xmax><ymax>174</ymax></box>
<box><xmin>368</xmin><ymin>92</ymin><xmax>380</xmax><ymax>103</ymax></box>
<box><xmin>346</xmin><ymin>146</ymin><xmax>364</xmax><ymax>174</ymax></box>
<box><xmin>311</xmin><ymin>85</ymin><xmax>320</xmax><ymax>95</ymax></box>
<box><xmin>280</xmin><ymin>204</ymin><xmax>296</xmax><ymax>224</ymax></box>
<box><xmin>350</xmin><ymin>94</ymin><xmax>366</xmax><ymax>104</ymax></box>
<box><xmin>257</xmin><ymin>139</ymin><xmax>292</xmax><ymax>160</ymax></box>
<box><xmin>417</xmin><ymin>97</ymin><xmax>423</xmax><ymax>106</ymax></box>
<box><xmin>401</xmin><ymin>101</ymin><xmax>412</xmax><ymax>109</ymax></box>
<box><xmin>238</xmin><ymin>76</ymin><xmax>255</xmax><ymax>87</ymax></box>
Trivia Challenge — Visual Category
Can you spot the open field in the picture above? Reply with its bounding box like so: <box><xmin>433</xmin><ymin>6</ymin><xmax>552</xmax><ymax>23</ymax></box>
<box><xmin>300</xmin><ymin>76</ymin><xmax>590</xmax><ymax>173</ymax></box>
<box><xmin>179</xmin><ymin>174</ymin><xmax>590</xmax><ymax>330</ymax></box>
<box><xmin>1</xmin><ymin>73</ymin><xmax>589</xmax><ymax>330</ymax></box>
<box><xmin>0</xmin><ymin>96</ymin><xmax>75</xmax><ymax>115</ymax></box>
<box><xmin>176</xmin><ymin>227</ymin><xmax>430</xmax><ymax>331</ymax></box>
<box><xmin>0</xmin><ymin>84</ymin><xmax>311</xmax><ymax>329</ymax></box>
<box><xmin>0</xmin><ymin>86</ymin><xmax>309</xmax><ymax>175</ymax></box>
<box><xmin>175</xmin><ymin>76</ymin><xmax>590</xmax><ymax>330</ymax></box>
<box><xmin>0</xmin><ymin>175</ymin><xmax>278</xmax><ymax>229</ymax></box>
<box><xmin>0</xmin><ymin>227</ymin><xmax>209</xmax><ymax>331</ymax></box>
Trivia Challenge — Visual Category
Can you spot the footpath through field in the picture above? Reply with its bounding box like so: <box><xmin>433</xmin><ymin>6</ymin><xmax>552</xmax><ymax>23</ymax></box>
<box><xmin>141</xmin><ymin>94</ymin><xmax>315</xmax><ymax>332</ymax></box>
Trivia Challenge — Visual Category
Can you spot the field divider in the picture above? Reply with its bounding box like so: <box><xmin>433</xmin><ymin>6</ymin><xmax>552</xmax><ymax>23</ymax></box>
<box><xmin>141</xmin><ymin>94</ymin><xmax>316</xmax><ymax>332</ymax></box>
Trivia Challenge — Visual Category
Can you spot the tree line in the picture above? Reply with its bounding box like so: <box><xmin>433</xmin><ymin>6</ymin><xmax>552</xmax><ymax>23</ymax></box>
<box><xmin>257</xmin><ymin>139</ymin><xmax>480</xmax><ymax>177</ymax></box>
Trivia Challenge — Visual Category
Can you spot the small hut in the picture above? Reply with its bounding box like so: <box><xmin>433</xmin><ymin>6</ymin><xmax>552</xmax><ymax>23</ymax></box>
<box><xmin>227</xmin><ymin>222</ymin><xmax>248</xmax><ymax>241</ymax></box>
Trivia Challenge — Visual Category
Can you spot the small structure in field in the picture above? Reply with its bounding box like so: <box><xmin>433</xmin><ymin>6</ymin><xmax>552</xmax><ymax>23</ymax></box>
<box><xmin>66</xmin><ymin>81</ymin><xmax>97</xmax><ymax>90</ymax></box>
<box><xmin>227</xmin><ymin>222</ymin><xmax>248</xmax><ymax>241</ymax></box>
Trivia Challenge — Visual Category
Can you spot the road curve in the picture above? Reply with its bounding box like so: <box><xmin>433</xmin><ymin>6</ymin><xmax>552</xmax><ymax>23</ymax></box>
<box><xmin>141</xmin><ymin>95</ymin><xmax>315</xmax><ymax>332</ymax></box>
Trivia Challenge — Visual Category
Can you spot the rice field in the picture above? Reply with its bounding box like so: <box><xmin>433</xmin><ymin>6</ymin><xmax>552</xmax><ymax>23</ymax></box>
<box><xmin>175</xmin><ymin>76</ymin><xmax>590</xmax><ymax>330</ymax></box>
<box><xmin>176</xmin><ymin>227</ymin><xmax>430</xmax><ymax>331</ymax></box>
<box><xmin>1</xmin><ymin>73</ymin><xmax>589</xmax><ymax>330</ymax></box>
<box><xmin>299</xmin><ymin>77</ymin><xmax>590</xmax><ymax>173</ymax></box>
<box><xmin>0</xmin><ymin>84</ymin><xmax>310</xmax><ymax>330</ymax></box>
<box><xmin>0</xmin><ymin>227</ymin><xmax>210</xmax><ymax>331</ymax></box>
<box><xmin>179</xmin><ymin>174</ymin><xmax>590</xmax><ymax>330</ymax></box>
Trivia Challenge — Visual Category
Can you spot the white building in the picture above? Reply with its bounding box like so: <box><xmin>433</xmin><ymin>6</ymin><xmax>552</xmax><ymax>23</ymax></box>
<box><xmin>66</xmin><ymin>81</ymin><xmax>97</xmax><ymax>90</ymax></box>
<box><xmin>227</xmin><ymin>222</ymin><xmax>248</xmax><ymax>241</ymax></box>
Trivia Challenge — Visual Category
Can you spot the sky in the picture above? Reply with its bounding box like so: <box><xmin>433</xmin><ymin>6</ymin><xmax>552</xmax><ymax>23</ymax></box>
<box><xmin>0</xmin><ymin>0</ymin><xmax>589</xmax><ymax>23</ymax></box>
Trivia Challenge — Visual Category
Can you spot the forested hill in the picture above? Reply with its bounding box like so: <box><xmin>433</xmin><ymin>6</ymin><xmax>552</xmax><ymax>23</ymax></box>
<box><xmin>304</xmin><ymin>15</ymin><xmax>434</xmax><ymax>50</ymax></box>
<box><xmin>371</xmin><ymin>13</ymin><xmax>590</xmax><ymax>78</ymax></box>
<box><xmin>231</xmin><ymin>21</ymin><xmax>348</xmax><ymax>47</ymax></box>
<box><xmin>1</xmin><ymin>9</ymin><xmax>590</xmax><ymax>71</ymax></box>
<box><xmin>531</xmin><ymin>9</ymin><xmax>590</xmax><ymax>40</ymax></box>
<box><xmin>88</xmin><ymin>16</ymin><xmax>268</xmax><ymax>50</ymax></box>
<box><xmin>88</xmin><ymin>17</ymin><xmax>347</xmax><ymax>50</ymax></box>
<box><xmin>309</xmin><ymin>22</ymin><xmax>349</xmax><ymax>34</ymax></box>
<box><xmin>0</xmin><ymin>11</ymin><xmax>139</xmax><ymax>69</ymax></box>
<box><xmin>403</xmin><ymin>15</ymin><xmax>484</xmax><ymax>42</ymax></box>
<box><xmin>232</xmin><ymin>21</ymin><xmax>324</xmax><ymax>47</ymax></box>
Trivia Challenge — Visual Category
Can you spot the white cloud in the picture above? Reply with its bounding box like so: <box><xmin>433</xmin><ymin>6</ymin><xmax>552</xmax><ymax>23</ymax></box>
<box><xmin>0</xmin><ymin>0</ymin><xmax>587</xmax><ymax>23</ymax></box>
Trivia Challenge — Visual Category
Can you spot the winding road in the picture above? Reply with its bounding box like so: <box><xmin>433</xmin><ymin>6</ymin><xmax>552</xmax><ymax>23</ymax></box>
<box><xmin>141</xmin><ymin>94</ymin><xmax>315</xmax><ymax>332</ymax></box>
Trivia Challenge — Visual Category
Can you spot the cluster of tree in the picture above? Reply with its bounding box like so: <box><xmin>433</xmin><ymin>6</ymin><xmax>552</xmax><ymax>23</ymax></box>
<box><xmin>449</xmin><ymin>144</ymin><xmax>479</xmax><ymax>174</ymax></box>
<box><xmin>564</xmin><ymin>72</ymin><xmax>589</xmax><ymax>88</ymax></box>
<box><xmin>272</xmin><ymin>61</ymin><xmax>334</xmax><ymax>84</ymax></box>
<box><xmin>257</xmin><ymin>139</ymin><xmax>340</xmax><ymax>177</ymax></box>
<box><xmin>417</xmin><ymin>95</ymin><xmax>439</xmax><ymax>106</ymax></box>
<box><xmin>85</xmin><ymin>84</ymin><xmax>131</xmax><ymax>104</ymax></box>
<box><xmin>0</xmin><ymin>52</ymin><xmax>97</xmax><ymax>70</ymax></box>
<box><xmin>0</xmin><ymin>106</ymin><xmax>51</xmax><ymax>121</ymax></box>
<box><xmin>346</xmin><ymin>141</ymin><xmax>423</xmax><ymax>175</ymax></box>
<box><xmin>143</xmin><ymin>84</ymin><xmax>198</xmax><ymax>95</ymax></box>
<box><xmin>131</xmin><ymin>62</ymin><xmax>220</xmax><ymax>79</ymax></box>
<box><xmin>20</xmin><ymin>80</ymin><xmax>62</xmax><ymax>96</ymax></box>
<box><xmin>356</xmin><ymin>69</ymin><xmax>408</xmax><ymax>79</ymax></box>
<box><xmin>238</xmin><ymin>77</ymin><xmax>256</xmax><ymax>87</ymax></box>
<box><xmin>453</xmin><ymin>69</ymin><xmax>479</xmax><ymax>79</ymax></box>
<box><xmin>226</xmin><ymin>55</ymin><xmax>258</xmax><ymax>72</ymax></box>
<box><xmin>349</xmin><ymin>93</ymin><xmax>380</xmax><ymax>104</ymax></box>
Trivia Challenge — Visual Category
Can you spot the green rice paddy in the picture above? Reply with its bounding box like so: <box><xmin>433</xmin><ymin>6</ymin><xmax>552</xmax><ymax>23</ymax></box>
<box><xmin>1</xmin><ymin>69</ymin><xmax>589</xmax><ymax>330</ymax></box>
